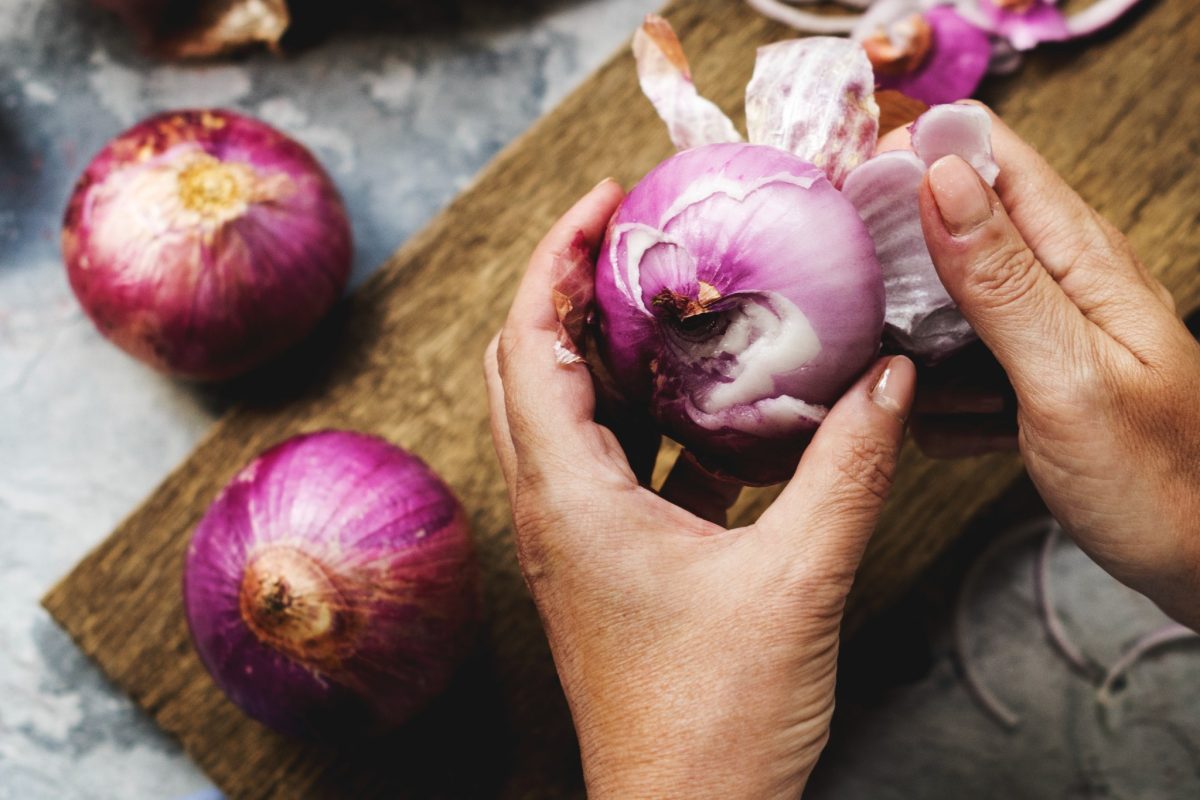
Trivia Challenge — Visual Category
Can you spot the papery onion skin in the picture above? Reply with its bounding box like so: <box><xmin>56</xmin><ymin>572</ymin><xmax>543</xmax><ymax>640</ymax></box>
<box><xmin>182</xmin><ymin>430</ymin><xmax>479</xmax><ymax>739</ymax></box>
<box><xmin>92</xmin><ymin>0</ymin><xmax>290</xmax><ymax>59</ymax></box>
<box><xmin>62</xmin><ymin>109</ymin><xmax>351</xmax><ymax>380</ymax></box>
<box><xmin>595</xmin><ymin>143</ymin><xmax>885</xmax><ymax>485</ymax></box>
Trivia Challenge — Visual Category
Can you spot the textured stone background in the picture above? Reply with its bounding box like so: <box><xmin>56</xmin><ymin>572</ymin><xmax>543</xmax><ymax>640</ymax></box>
<box><xmin>1</xmin><ymin>1</ymin><xmax>1196</xmax><ymax>797</ymax></box>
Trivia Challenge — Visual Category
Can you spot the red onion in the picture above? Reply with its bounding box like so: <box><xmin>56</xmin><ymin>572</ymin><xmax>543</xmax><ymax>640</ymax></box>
<box><xmin>859</xmin><ymin>6</ymin><xmax>992</xmax><ymax>105</ymax></box>
<box><xmin>592</xmin><ymin>18</ymin><xmax>998</xmax><ymax>484</ymax></box>
<box><xmin>62</xmin><ymin>109</ymin><xmax>351</xmax><ymax>380</ymax></box>
<box><xmin>595</xmin><ymin>143</ymin><xmax>885</xmax><ymax>485</ymax></box>
<box><xmin>183</xmin><ymin>431</ymin><xmax>478</xmax><ymax>739</ymax></box>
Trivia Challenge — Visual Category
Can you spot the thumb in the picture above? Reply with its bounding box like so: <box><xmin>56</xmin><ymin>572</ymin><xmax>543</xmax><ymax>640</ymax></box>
<box><xmin>920</xmin><ymin>155</ymin><xmax>1088</xmax><ymax>395</ymax></box>
<box><xmin>756</xmin><ymin>356</ymin><xmax>916</xmax><ymax>585</ymax></box>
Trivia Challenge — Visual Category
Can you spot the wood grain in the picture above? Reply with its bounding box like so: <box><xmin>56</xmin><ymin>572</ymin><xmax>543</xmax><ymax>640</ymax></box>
<box><xmin>43</xmin><ymin>0</ymin><xmax>1200</xmax><ymax>797</ymax></box>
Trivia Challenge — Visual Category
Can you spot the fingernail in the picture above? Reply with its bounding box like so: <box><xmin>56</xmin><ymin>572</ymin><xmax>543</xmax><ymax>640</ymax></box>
<box><xmin>929</xmin><ymin>156</ymin><xmax>992</xmax><ymax>236</ymax></box>
<box><xmin>870</xmin><ymin>356</ymin><xmax>915</xmax><ymax>420</ymax></box>
<box><xmin>590</xmin><ymin>177</ymin><xmax>616</xmax><ymax>192</ymax></box>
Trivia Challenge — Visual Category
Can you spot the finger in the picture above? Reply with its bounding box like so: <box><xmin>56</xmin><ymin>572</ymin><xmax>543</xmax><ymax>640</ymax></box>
<box><xmin>497</xmin><ymin>179</ymin><xmax>626</xmax><ymax>477</ymax></box>
<box><xmin>658</xmin><ymin>450</ymin><xmax>742</xmax><ymax>527</ymax></box>
<box><xmin>757</xmin><ymin>356</ymin><xmax>916</xmax><ymax>578</ymax></box>
<box><xmin>961</xmin><ymin>103</ymin><xmax>1172</xmax><ymax>336</ymax></box>
<box><xmin>920</xmin><ymin>155</ymin><xmax>1094</xmax><ymax>396</ymax></box>
<box><xmin>483</xmin><ymin>333</ymin><xmax>518</xmax><ymax>499</ymax></box>
<box><xmin>912</xmin><ymin>413</ymin><xmax>1019</xmax><ymax>459</ymax></box>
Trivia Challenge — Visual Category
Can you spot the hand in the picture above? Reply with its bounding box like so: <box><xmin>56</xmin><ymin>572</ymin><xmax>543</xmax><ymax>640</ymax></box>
<box><xmin>913</xmin><ymin>104</ymin><xmax>1200</xmax><ymax>628</ymax></box>
<box><xmin>484</xmin><ymin>180</ymin><xmax>917</xmax><ymax>798</ymax></box>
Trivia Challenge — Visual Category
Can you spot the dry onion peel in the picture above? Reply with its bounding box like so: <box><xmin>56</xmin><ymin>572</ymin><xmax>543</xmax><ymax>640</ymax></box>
<box><xmin>745</xmin><ymin>36</ymin><xmax>880</xmax><ymax>189</ymax></box>
<box><xmin>633</xmin><ymin>16</ymin><xmax>743</xmax><ymax>151</ymax></box>
<box><xmin>552</xmin><ymin>231</ymin><xmax>596</xmax><ymax>366</ymax></box>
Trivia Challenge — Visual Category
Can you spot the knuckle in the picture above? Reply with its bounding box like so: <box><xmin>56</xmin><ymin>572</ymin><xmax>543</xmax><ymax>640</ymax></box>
<box><xmin>969</xmin><ymin>238</ymin><xmax>1041</xmax><ymax>311</ymax></box>
<box><xmin>833</xmin><ymin>434</ymin><xmax>897</xmax><ymax>504</ymax></box>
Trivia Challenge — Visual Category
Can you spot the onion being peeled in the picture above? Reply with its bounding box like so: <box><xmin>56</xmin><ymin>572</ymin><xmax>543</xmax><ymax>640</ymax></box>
<box><xmin>595</xmin><ymin>144</ymin><xmax>885</xmax><ymax>485</ymax></box>
<box><xmin>62</xmin><ymin>109</ymin><xmax>351</xmax><ymax>380</ymax></box>
<box><xmin>183</xmin><ymin>431</ymin><xmax>479</xmax><ymax>739</ymax></box>
<box><xmin>588</xmin><ymin>18</ymin><xmax>1000</xmax><ymax>485</ymax></box>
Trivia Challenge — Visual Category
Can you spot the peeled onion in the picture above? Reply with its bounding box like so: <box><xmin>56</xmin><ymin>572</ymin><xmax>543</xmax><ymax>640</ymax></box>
<box><xmin>62</xmin><ymin>109</ymin><xmax>352</xmax><ymax>380</ymax></box>
<box><xmin>595</xmin><ymin>143</ymin><xmax>885</xmax><ymax>485</ymax></box>
<box><xmin>183</xmin><ymin>430</ymin><xmax>479</xmax><ymax>739</ymax></box>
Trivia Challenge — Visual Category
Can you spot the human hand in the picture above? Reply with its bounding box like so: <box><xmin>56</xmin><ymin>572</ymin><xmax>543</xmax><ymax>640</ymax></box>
<box><xmin>907</xmin><ymin>104</ymin><xmax>1200</xmax><ymax>628</ymax></box>
<box><xmin>484</xmin><ymin>180</ymin><xmax>916</xmax><ymax>798</ymax></box>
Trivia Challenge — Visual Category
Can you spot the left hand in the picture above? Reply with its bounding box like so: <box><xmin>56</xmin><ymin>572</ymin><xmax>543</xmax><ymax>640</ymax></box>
<box><xmin>485</xmin><ymin>179</ymin><xmax>917</xmax><ymax>798</ymax></box>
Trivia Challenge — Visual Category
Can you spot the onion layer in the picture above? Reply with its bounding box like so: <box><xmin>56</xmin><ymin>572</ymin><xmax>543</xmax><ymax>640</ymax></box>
<box><xmin>62</xmin><ymin>109</ymin><xmax>352</xmax><ymax>380</ymax></box>
<box><xmin>183</xmin><ymin>431</ymin><xmax>479</xmax><ymax>739</ymax></box>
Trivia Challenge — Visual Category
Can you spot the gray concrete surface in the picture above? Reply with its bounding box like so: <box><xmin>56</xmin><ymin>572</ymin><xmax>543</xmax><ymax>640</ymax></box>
<box><xmin>1</xmin><ymin>1</ymin><xmax>1196</xmax><ymax>797</ymax></box>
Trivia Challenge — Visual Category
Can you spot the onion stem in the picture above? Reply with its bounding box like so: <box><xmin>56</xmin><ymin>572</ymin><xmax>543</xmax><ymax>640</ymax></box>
<box><xmin>744</xmin><ymin>0</ymin><xmax>862</xmax><ymax>33</ymax></box>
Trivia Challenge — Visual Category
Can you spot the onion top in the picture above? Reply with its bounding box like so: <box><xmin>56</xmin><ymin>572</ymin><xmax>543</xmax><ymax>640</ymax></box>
<box><xmin>63</xmin><ymin>109</ymin><xmax>352</xmax><ymax>380</ymax></box>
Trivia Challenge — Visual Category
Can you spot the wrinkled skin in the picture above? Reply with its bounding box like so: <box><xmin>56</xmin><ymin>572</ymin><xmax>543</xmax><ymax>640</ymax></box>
<box><xmin>485</xmin><ymin>180</ymin><xmax>917</xmax><ymax>798</ymax></box>
<box><xmin>910</xmin><ymin>103</ymin><xmax>1200</xmax><ymax>630</ymax></box>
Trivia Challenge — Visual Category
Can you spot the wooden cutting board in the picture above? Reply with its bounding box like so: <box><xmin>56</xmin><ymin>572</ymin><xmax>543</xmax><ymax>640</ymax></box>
<box><xmin>43</xmin><ymin>1</ymin><xmax>1200</xmax><ymax>798</ymax></box>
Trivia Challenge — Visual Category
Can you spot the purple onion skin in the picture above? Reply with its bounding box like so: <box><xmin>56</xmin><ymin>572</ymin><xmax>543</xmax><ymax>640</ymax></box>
<box><xmin>595</xmin><ymin>143</ymin><xmax>885</xmax><ymax>485</ymax></box>
<box><xmin>183</xmin><ymin>431</ymin><xmax>479</xmax><ymax>739</ymax></box>
<box><xmin>62</xmin><ymin>109</ymin><xmax>352</xmax><ymax>381</ymax></box>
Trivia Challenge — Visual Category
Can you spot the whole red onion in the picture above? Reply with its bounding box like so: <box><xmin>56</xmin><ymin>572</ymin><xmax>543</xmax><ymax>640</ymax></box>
<box><xmin>183</xmin><ymin>430</ymin><xmax>478</xmax><ymax>739</ymax></box>
<box><xmin>595</xmin><ymin>143</ymin><xmax>885</xmax><ymax>485</ymax></box>
<box><xmin>62</xmin><ymin>109</ymin><xmax>351</xmax><ymax>380</ymax></box>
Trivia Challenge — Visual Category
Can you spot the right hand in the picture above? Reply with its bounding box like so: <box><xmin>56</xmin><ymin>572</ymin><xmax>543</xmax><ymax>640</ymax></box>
<box><xmin>913</xmin><ymin>104</ymin><xmax>1200</xmax><ymax>629</ymax></box>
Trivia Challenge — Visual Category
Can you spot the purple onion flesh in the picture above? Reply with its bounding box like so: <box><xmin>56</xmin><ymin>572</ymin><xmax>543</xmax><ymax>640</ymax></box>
<box><xmin>595</xmin><ymin>143</ymin><xmax>885</xmax><ymax>485</ymax></box>
<box><xmin>63</xmin><ymin>109</ymin><xmax>352</xmax><ymax>380</ymax></box>
<box><xmin>183</xmin><ymin>430</ymin><xmax>479</xmax><ymax>739</ymax></box>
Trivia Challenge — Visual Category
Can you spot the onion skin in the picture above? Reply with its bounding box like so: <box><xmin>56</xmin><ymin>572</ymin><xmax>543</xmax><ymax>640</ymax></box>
<box><xmin>92</xmin><ymin>0</ymin><xmax>290</xmax><ymax>59</ymax></box>
<box><xmin>183</xmin><ymin>431</ymin><xmax>479</xmax><ymax>739</ymax></box>
<box><xmin>62</xmin><ymin>109</ymin><xmax>352</xmax><ymax>381</ymax></box>
<box><xmin>595</xmin><ymin>143</ymin><xmax>885</xmax><ymax>485</ymax></box>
